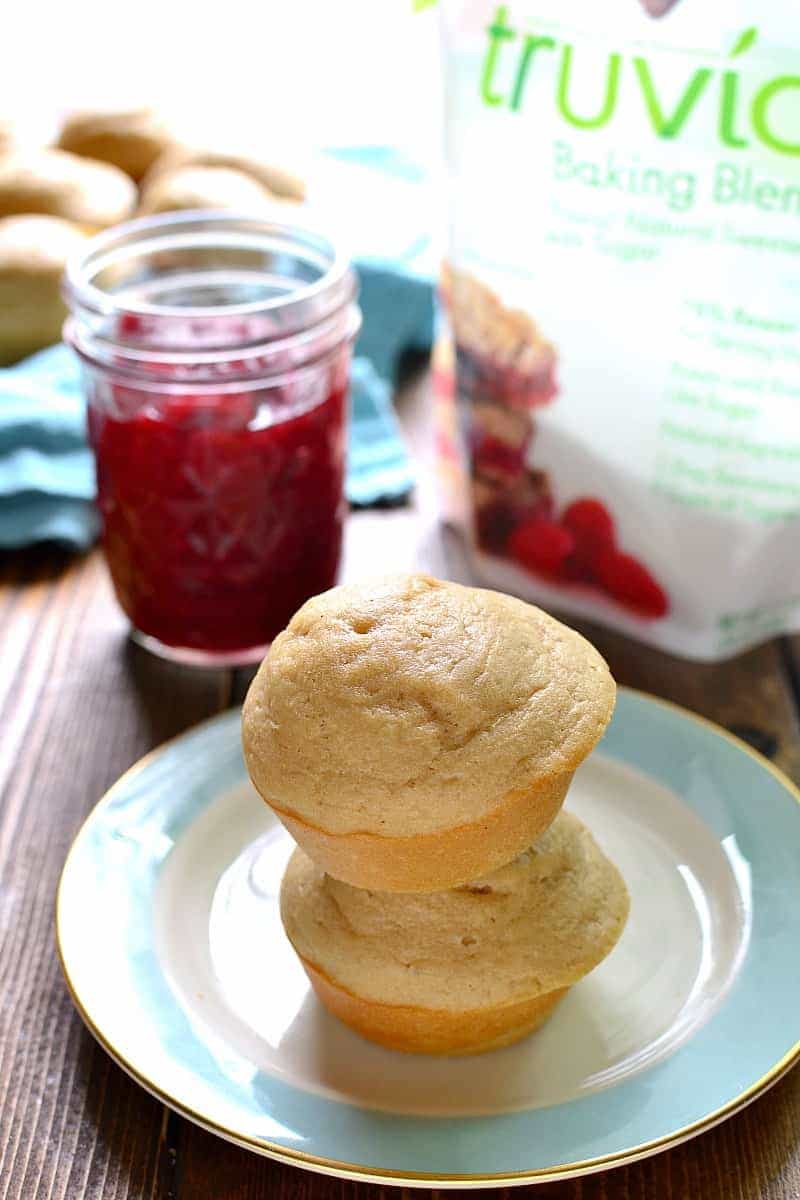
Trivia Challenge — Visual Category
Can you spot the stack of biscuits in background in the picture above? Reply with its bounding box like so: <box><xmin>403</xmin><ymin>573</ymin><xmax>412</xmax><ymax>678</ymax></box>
<box><xmin>0</xmin><ymin>108</ymin><xmax>306</xmax><ymax>365</ymax></box>
<box><xmin>243</xmin><ymin>573</ymin><xmax>630</xmax><ymax>1056</ymax></box>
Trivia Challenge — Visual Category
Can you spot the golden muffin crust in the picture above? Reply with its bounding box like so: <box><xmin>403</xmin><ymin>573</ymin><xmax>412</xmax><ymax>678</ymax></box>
<box><xmin>302</xmin><ymin>963</ymin><xmax>567</xmax><ymax>1055</ymax></box>
<box><xmin>56</xmin><ymin>108</ymin><xmax>174</xmax><ymax>181</ymax></box>
<box><xmin>281</xmin><ymin>811</ymin><xmax>629</xmax><ymax>1013</ymax></box>
<box><xmin>267</xmin><ymin>768</ymin><xmax>571</xmax><ymax>893</ymax></box>
<box><xmin>0</xmin><ymin>149</ymin><xmax>136</xmax><ymax>228</ymax></box>
<box><xmin>0</xmin><ymin>215</ymin><xmax>88</xmax><ymax>365</ymax></box>
<box><xmin>243</xmin><ymin>574</ymin><xmax>615</xmax><ymax>839</ymax></box>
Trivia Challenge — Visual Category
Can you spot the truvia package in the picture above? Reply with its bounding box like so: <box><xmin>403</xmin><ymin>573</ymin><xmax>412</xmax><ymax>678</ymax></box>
<box><xmin>437</xmin><ymin>0</ymin><xmax>800</xmax><ymax>660</ymax></box>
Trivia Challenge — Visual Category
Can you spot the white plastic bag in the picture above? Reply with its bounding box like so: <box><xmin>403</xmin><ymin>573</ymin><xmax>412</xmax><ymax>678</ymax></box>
<box><xmin>438</xmin><ymin>0</ymin><xmax>800</xmax><ymax>660</ymax></box>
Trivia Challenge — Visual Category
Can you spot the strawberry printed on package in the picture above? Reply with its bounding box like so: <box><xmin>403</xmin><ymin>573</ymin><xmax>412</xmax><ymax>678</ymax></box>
<box><xmin>438</xmin><ymin>0</ymin><xmax>800</xmax><ymax>660</ymax></box>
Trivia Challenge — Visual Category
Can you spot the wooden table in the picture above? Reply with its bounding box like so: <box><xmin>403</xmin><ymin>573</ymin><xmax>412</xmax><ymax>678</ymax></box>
<box><xmin>1</xmin><ymin>375</ymin><xmax>799</xmax><ymax>1200</ymax></box>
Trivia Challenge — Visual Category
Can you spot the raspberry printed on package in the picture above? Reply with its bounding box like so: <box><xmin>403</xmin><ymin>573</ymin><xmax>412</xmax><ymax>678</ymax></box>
<box><xmin>437</xmin><ymin>0</ymin><xmax>800</xmax><ymax>661</ymax></box>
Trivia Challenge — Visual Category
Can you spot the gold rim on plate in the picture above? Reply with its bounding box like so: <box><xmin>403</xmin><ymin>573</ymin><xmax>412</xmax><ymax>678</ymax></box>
<box><xmin>55</xmin><ymin>688</ymin><xmax>800</xmax><ymax>1187</ymax></box>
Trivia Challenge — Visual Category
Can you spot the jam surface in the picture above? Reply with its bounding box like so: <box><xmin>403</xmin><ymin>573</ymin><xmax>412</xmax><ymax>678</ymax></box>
<box><xmin>88</xmin><ymin>381</ymin><xmax>348</xmax><ymax>654</ymax></box>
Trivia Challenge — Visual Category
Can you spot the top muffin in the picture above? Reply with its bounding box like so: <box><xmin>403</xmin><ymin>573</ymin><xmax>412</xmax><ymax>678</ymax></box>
<box><xmin>243</xmin><ymin>574</ymin><xmax>614</xmax><ymax>844</ymax></box>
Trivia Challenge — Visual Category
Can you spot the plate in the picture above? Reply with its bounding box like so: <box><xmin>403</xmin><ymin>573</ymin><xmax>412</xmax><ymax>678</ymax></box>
<box><xmin>57</xmin><ymin>688</ymin><xmax>800</xmax><ymax>1186</ymax></box>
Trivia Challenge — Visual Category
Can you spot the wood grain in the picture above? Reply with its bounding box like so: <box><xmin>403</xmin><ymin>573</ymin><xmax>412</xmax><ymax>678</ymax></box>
<box><xmin>0</xmin><ymin>550</ymin><xmax>229</xmax><ymax>1200</ymax></box>
<box><xmin>2</xmin><ymin>374</ymin><xmax>799</xmax><ymax>1200</ymax></box>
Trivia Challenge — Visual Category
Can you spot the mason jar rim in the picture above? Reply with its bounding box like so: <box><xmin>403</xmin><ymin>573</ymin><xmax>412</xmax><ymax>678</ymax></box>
<box><xmin>64</xmin><ymin>330</ymin><xmax>361</xmax><ymax>396</ymax></box>
<box><xmin>62</xmin><ymin>209</ymin><xmax>361</xmax><ymax>385</ymax></box>
<box><xmin>64</xmin><ymin>301</ymin><xmax>362</xmax><ymax>386</ymax></box>
<box><xmin>63</xmin><ymin>209</ymin><xmax>355</xmax><ymax>327</ymax></box>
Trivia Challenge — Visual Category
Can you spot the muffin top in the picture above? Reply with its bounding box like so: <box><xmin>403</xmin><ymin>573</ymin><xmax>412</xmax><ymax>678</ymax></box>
<box><xmin>281</xmin><ymin>811</ymin><xmax>629</xmax><ymax>1010</ymax></box>
<box><xmin>243</xmin><ymin>574</ymin><xmax>615</xmax><ymax>837</ymax></box>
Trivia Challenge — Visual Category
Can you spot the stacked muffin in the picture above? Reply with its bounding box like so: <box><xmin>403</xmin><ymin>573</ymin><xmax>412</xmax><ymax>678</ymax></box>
<box><xmin>243</xmin><ymin>574</ymin><xmax>629</xmax><ymax>1055</ymax></box>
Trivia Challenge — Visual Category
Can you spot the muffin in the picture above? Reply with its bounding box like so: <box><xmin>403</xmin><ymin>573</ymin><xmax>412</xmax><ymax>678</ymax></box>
<box><xmin>145</xmin><ymin>144</ymin><xmax>306</xmax><ymax>202</ymax></box>
<box><xmin>0</xmin><ymin>215</ymin><xmax>87</xmax><ymax>365</ymax></box>
<box><xmin>243</xmin><ymin>574</ymin><xmax>615</xmax><ymax>892</ymax></box>
<box><xmin>56</xmin><ymin>107</ymin><xmax>174</xmax><ymax>181</ymax></box>
<box><xmin>137</xmin><ymin>165</ymin><xmax>278</xmax><ymax>216</ymax></box>
<box><xmin>281</xmin><ymin>811</ymin><xmax>629</xmax><ymax>1055</ymax></box>
<box><xmin>0</xmin><ymin>149</ymin><xmax>136</xmax><ymax>229</ymax></box>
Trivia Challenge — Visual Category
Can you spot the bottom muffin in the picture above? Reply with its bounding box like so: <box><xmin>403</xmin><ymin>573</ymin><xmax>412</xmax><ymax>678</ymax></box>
<box><xmin>280</xmin><ymin>811</ymin><xmax>629</xmax><ymax>1056</ymax></box>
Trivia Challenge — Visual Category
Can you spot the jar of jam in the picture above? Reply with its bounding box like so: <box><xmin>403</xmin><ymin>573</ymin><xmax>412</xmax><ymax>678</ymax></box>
<box><xmin>64</xmin><ymin>212</ymin><xmax>361</xmax><ymax>665</ymax></box>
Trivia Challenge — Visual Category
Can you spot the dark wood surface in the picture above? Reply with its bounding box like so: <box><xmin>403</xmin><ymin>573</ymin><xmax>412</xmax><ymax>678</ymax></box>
<box><xmin>1</xmin><ymin>376</ymin><xmax>799</xmax><ymax>1200</ymax></box>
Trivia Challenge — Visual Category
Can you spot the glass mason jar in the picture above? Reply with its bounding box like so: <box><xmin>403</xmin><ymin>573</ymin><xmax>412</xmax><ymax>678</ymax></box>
<box><xmin>64</xmin><ymin>211</ymin><xmax>361</xmax><ymax>665</ymax></box>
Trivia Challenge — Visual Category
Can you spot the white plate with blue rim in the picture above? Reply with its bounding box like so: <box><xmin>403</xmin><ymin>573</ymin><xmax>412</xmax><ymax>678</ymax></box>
<box><xmin>57</xmin><ymin>687</ymin><xmax>800</xmax><ymax>1187</ymax></box>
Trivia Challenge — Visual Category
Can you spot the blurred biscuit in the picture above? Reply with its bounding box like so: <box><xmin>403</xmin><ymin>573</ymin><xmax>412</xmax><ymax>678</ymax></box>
<box><xmin>146</xmin><ymin>144</ymin><xmax>306</xmax><ymax>202</ymax></box>
<box><xmin>0</xmin><ymin>120</ymin><xmax>16</xmax><ymax>154</ymax></box>
<box><xmin>0</xmin><ymin>214</ymin><xmax>87</xmax><ymax>364</ymax></box>
<box><xmin>56</xmin><ymin>108</ymin><xmax>174</xmax><ymax>181</ymax></box>
<box><xmin>137</xmin><ymin>164</ymin><xmax>280</xmax><ymax>215</ymax></box>
<box><xmin>0</xmin><ymin>149</ymin><xmax>136</xmax><ymax>229</ymax></box>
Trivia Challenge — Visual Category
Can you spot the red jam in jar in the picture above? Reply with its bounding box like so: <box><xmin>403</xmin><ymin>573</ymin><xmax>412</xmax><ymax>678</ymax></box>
<box><xmin>64</xmin><ymin>213</ymin><xmax>360</xmax><ymax>664</ymax></box>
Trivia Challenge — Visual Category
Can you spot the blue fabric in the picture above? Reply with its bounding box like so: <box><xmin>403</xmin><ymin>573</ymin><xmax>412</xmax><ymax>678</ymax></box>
<box><xmin>0</xmin><ymin>148</ymin><xmax>435</xmax><ymax>549</ymax></box>
<box><xmin>0</xmin><ymin>347</ymin><xmax>99</xmax><ymax>549</ymax></box>
<box><xmin>347</xmin><ymin>358</ymin><xmax>416</xmax><ymax>506</ymax></box>
<box><xmin>0</xmin><ymin>344</ymin><xmax>419</xmax><ymax>551</ymax></box>
<box><xmin>356</xmin><ymin>261</ymin><xmax>433</xmax><ymax>383</ymax></box>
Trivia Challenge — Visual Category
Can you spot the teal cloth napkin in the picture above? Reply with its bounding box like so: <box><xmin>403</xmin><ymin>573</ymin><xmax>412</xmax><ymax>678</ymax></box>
<box><xmin>0</xmin><ymin>147</ymin><xmax>436</xmax><ymax>550</ymax></box>
<box><xmin>0</xmin><ymin>345</ymin><xmax>423</xmax><ymax>551</ymax></box>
